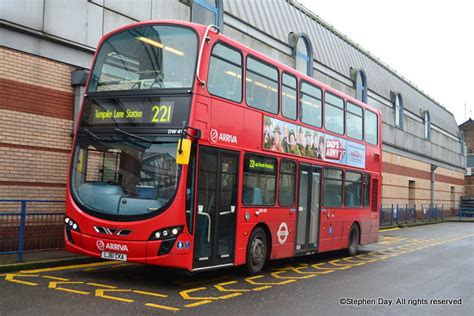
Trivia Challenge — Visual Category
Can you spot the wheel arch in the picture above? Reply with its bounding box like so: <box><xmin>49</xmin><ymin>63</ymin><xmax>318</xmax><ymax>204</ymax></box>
<box><xmin>350</xmin><ymin>220</ymin><xmax>361</xmax><ymax>245</ymax></box>
<box><xmin>253</xmin><ymin>222</ymin><xmax>272</xmax><ymax>260</ymax></box>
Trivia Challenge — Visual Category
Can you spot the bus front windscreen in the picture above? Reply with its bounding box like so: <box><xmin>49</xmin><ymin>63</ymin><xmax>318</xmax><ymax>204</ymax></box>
<box><xmin>88</xmin><ymin>24</ymin><xmax>198</xmax><ymax>92</ymax></box>
<box><xmin>71</xmin><ymin>131</ymin><xmax>181</xmax><ymax>219</ymax></box>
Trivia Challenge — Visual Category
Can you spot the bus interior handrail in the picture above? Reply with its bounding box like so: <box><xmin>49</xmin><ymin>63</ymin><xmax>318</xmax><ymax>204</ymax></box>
<box><xmin>196</xmin><ymin>24</ymin><xmax>220</xmax><ymax>86</ymax></box>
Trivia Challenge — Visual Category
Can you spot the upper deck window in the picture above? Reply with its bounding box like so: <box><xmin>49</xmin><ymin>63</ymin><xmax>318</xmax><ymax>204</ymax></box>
<box><xmin>325</xmin><ymin>92</ymin><xmax>344</xmax><ymax>135</ymax></box>
<box><xmin>346</xmin><ymin>102</ymin><xmax>363</xmax><ymax>140</ymax></box>
<box><xmin>208</xmin><ymin>43</ymin><xmax>242</xmax><ymax>102</ymax></box>
<box><xmin>365</xmin><ymin>110</ymin><xmax>378</xmax><ymax>145</ymax></box>
<box><xmin>300</xmin><ymin>82</ymin><xmax>322</xmax><ymax>128</ymax></box>
<box><xmin>89</xmin><ymin>25</ymin><xmax>198</xmax><ymax>92</ymax></box>
<box><xmin>246</xmin><ymin>56</ymin><xmax>279</xmax><ymax>114</ymax></box>
<box><xmin>281</xmin><ymin>73</ymin><xmax>297</xmax><ymax>120</ymax></box>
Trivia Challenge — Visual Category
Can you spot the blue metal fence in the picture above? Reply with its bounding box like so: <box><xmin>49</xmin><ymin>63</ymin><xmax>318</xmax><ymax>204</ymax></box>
<box><xmin>0</xmin><ymin>199</ymin><xmax>65</xmax><ymax>262</ymax></box>
<box><xmin>380</xmin><ymin>204</ymin><xmax>453</xmax><ymax>227</ymax></box>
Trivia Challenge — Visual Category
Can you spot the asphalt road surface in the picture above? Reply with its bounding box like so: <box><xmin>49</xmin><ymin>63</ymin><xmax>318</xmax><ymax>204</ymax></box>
<box><xmin>1</xmin><ymin>222</ymin><xmax>473</xmax><ymax>315</ymax></box>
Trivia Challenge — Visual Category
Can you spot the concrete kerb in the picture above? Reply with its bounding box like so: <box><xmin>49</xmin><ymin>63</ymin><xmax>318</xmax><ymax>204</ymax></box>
<box><xmin>0</xmin><ymin>256</ymin><xmax>101</xmax><ymax>274</ymax></box>
<box><xmin>381</xmin><ymin>217</ymin><xmax>474</xmax><ymax>230</ymax></box>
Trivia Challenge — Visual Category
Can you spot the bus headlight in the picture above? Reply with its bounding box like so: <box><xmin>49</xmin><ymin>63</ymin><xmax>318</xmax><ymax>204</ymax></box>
<box><xmin>64</xmin><ymin>217</ymin><xmax>80</xmax><ymax>232</ymax></box>
<box><xmin>149</xmin><ymin>226</ymin><xmax>183</xmax><ymax>240</ymax></box>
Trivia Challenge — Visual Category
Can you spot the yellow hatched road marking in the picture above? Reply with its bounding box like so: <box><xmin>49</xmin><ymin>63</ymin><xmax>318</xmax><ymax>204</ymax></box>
<box><xmin>379</xmin><ymin>227</ymin><xmax>400</xmax><ymax>232</ymax></box>
<box><xmin>132</xmin><ymin>290</ymin><xmax>167</xmax><ymax>298</ymax></box>
<box><xmin>41</xmin><ymin>275</ymin><xmax>69</xmax><ymax>281</ymax></box>
<box><xmin>21</xmin><ymin>261</ymin><xmax>121</xmax><ymax>274</ymax></box>
<box><xmin>48</xmin><ymin>281</ymin><xmax>90</xmax><ymax>295</ymax></box>
<box><xmin>5</xmin><ymin>274</ymin><xmax>39</xmax><ymax>286</ymax></box>
<box><xmin>87</xmin><ymin>283</ymin><xmax>117</xmax><ymax>289</ymax></box>
<box><xmin>95</xmin><ymin>289</ymin><xmax>134</xmax><ymax>303</ymax></box>
<box><xmin>271</xmin><ymin>270</ymin><xmax>315</xmax><ymax>279</ymax></box>
<box><xmin>290</xmin><ymin>263</ymin><xmax>334</xmax><ymax>275</ymax></box>
<box><xmin>145</xmin><ymin>303</ymin><xmax>180</xmax><ymax>311</ymax></box>
<box><xmin>184</xmin><ymin>300</ymin><xmax>213</xmax><ymax>308</ymax></box>
<box><xmin>245</xmin><ymin>274</ymin><xmax>295</xmax><ymax>288</ymax></box>
<box><xmin>215</xmin><ymin>280</ymin><xmax>251</xmax><ymax>292</ymax></box>
<box><xmin>328</xmin><ymin>259</ymin><xmax>361</xmax><ymax>268</ymax></box>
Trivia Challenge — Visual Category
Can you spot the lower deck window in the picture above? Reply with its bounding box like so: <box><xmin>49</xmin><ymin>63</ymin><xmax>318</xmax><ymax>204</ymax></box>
<box><xmin>243</xmin><ymin>154</ymin><xmax>277</xmax><ymax>205</ymax></box>
<box><xmin>323</xmin><ymin>168</ymin><xmax>343</xmax><ymax>206</ymax></box>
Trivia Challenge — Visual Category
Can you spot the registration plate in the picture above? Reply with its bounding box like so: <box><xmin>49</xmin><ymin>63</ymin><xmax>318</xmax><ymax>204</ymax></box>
<box><xmin>101</xmin><ymin>251</ymin><xmax>127</xmax><ymax>261</ymax></box>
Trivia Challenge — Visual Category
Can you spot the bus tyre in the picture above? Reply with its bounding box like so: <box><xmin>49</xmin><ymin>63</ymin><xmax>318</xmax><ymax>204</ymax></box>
<box><xmin>348</xmin><ymin>224</ymin><xmax>360</xmax><ymax>256</ymax></box>
<box><xmin>245</xmin><ymin>227</ymin><xmax>267</xmax><ymax>275</ymax></box>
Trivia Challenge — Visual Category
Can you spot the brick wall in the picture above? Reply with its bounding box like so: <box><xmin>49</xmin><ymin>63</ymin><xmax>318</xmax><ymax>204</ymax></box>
<box><xmin>0</xmin><ymin>47</ymin><xmax>75</xmax><ymax>207</ymax></box>
<box><xmin>382</xmin><ymin>152</ymin><xmax>464</xmax><ymax>211</ymax></box>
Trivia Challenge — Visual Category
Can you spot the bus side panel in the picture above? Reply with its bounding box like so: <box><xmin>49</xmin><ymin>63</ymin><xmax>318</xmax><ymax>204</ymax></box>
<box><xmin>234</xmin><ymin>208</ymin><xmax>296</xmax><ymax>266</ymax></box>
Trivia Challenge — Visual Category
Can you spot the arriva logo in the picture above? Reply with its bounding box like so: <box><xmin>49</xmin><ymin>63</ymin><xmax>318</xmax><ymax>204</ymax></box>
<box><xmin>96</xmin><ymin>240</ymin><xmax>129</xmax><ymax>252</ymax></box>
<box><xmin>210</xmin><ymin>128</ymin><xmax>238</xmax><ymax>144</ymax></box>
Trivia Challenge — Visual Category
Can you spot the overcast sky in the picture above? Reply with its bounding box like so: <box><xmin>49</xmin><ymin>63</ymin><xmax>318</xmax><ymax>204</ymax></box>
<box><xmin>299</xmin><ymin>0</ymin><xmax>474</xmax><ymax>125</ymax></box>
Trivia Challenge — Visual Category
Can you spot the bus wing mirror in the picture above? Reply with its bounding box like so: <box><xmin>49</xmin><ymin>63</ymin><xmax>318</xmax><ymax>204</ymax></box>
<box><xmin>176</xmin><ymin>139</ymin><xmax>192</xmax><ymax>165</ymax></box>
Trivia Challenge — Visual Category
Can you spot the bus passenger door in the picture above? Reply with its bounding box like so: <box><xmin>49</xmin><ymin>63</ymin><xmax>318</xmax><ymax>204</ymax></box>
<box><xmin>194</xmin><ymin>147</ymin><xmax>239</xmax><ymax>269</ymax></box>
<box><xmin>296</xmin><ymin>164</ymin><xmax>321</xmax><ymax>254</ymax></box>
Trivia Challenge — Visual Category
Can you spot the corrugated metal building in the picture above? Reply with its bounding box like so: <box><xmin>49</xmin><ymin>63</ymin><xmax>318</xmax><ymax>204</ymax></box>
<box><xmin>0</xmin><ymin>0</ymin><xmax>465</xmax><ymax>213</ymax></box>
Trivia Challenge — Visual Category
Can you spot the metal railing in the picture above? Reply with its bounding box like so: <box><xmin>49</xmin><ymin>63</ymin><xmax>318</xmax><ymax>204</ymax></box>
<box><xmin>380</xmin><ymin>204</ymin><xmax>417</xmax><ymax>226</ymax></box>
<box><xmin>0</xmin><ymin>199</ymin><xmax>65</xmax><ymax>262</ymax></box>
<box><xmin>380</xmin><ymin>204</ymin><xmax>456</xmax><ymax>227</ymax></box>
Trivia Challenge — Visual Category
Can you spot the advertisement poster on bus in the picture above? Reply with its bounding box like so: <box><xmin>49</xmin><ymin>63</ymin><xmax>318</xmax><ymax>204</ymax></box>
<box><xmin>263</xmin><ymin>116</ymin><xmax>365</xmax><ymax>168</ymax></box>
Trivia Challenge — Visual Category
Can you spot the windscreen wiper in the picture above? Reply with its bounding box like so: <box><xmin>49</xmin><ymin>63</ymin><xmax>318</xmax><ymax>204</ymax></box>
<box><xmin>83</xmin><ymin>128</ymin><xmax>104</xmax><ymax>141</ymax></box>
<box><xmin>113</xmin><ymin>128</ymin><xmax>175</xmax><ymax>144</ymax></box>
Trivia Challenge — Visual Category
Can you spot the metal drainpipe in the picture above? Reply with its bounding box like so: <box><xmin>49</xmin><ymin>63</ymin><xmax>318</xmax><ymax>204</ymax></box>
<box><xmin>70</xmin><ymin>69</ymin><xmax>89</xmax><ymax>132</ymax></box>
<box><xmin>431</xmin><ymin>164</ymin><xmax>438</xmax><ymax>207</ymax></box>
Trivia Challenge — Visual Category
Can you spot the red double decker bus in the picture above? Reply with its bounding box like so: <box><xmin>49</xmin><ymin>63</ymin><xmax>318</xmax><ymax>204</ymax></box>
<box><xmin>65</xmin><ymin>20</ymin><xmax>381</xmax><ymax>274</ymax></box>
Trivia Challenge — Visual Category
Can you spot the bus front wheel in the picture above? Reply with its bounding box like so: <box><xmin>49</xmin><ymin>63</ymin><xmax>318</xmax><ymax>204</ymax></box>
<box><xmin>245</xmin><ymin>227</ymin><xmax>267</xmax><ymax>275</ymax></box>
<box><xmin>347</xmin><ymin>224</ymin><xmax>360</xmax><ymax>256</ymax></box>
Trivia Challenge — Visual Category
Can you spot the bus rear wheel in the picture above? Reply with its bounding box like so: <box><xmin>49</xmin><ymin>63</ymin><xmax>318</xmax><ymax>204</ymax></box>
<box><xmin>348</xmin><ymin>224</ymin><xmax>360</xmax><ymax>256</ymax></box>
<box><xmin>245</xmin><ymin>227</ymin><xmax>267</xmax><ymax>275</ymax></box>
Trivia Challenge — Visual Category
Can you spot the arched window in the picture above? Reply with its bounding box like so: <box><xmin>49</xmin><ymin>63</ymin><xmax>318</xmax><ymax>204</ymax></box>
<box><xmin>288</xmin><ymin>32</ymin><xmax>313</xmax><ymax>76</ymax></box>
<box><xmin>424</xmin><ymin>111</ymin><xmax>431</xmax><ymax>140</ymax></box>
<box><xmin>351</xmin><ymin>68</ymin><xmax>368</xmax><ymax>103</ymax></box>
<box><xmin>191</xmin><ymin>0</ymin><xmax>223</xmax><ymax>29</ymax></box>
<box><xmin>392</xmin><ymin>92</ymin><xmax>404</xmax><ymax>128</ymax></box>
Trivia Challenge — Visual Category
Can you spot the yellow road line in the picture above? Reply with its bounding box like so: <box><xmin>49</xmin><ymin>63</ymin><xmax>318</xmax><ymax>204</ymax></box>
<box><xmin>87</xmin><ymin>282</ymin><xmax>117</xmax><ymax>289</ymax></box>
<box><xmin>48</xmin><ymin>281</ymin><xmax>90</xmax><ymax>295</ymax></box>
<box><xmin>42</xmin><ymin>275</ymin><xmax>69</xmax><ymax>281</ymax></box>
<box><xmin>4</xmin><ymin>274</ymin><xmax>39</xmax><ymax>286</ymax></box>
<box><xmin>184</xmin><ymin>300</ymin><xmax>213</xmax><ymax>308</ymax></box>
<box><xmin>132</xmin><ymin>290</ymin><xmax>167</xmax><ymax>298</ymax></box>
<box><xmin>21</xmin><ymin>261</ymin><xmax>121</xmax><ymax>274</ymax></box>
<box><xmin>214</xmin><ymin>280</ymin><xmax>251</xmax><ymax>292</ymax></box>
<box><xmin>379</xmin><ymin>227</ymin><xmax>400</xmax><ymax>232</ymax></box>
<box><xmin>145</xmin><ymin>303</ymin><xmax>180</xmax><ymax>311</ymax></box>
<box><xmin>95</xmin><ymin>289</ymin><xmax>134</xmax><ymax>303</ymax></box>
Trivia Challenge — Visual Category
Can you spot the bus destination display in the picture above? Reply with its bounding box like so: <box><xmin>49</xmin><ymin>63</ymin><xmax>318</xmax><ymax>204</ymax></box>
<box><xmin>80</xmin><ymin>96</ymin><xmax>191</xmax><ymax>127</ymax></box>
